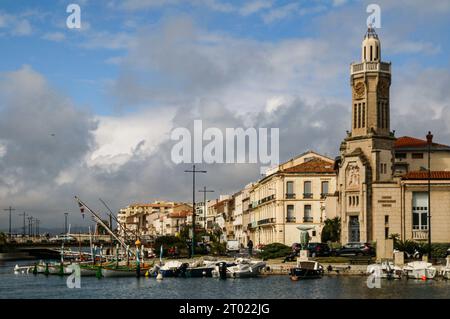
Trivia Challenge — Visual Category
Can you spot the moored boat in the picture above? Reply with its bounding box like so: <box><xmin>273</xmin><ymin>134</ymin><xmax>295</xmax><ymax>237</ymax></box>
<box><xmin>367</xmin><ymin>261</ymin><xmax>402</xmax><ymax>279</ymax></box>
<box><xmin>402</xmin><ymin>261</ymin><xmax>436</xmax><ymax>279</ymax></box>
<box><xmin>212</xmin><ymin>258</ymin><xmax>266</xmax><ymax>279</ymax></box>
<box><xmin>289</xmin><ymin>260</ymin><xmax>324</xmax><ymax>280</ymax></box>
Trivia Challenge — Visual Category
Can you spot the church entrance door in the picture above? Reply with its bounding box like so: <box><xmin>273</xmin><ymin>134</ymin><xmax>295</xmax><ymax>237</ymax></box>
<box><xmin>349</xmin><ymin>216</ymin><xmax>360</xmax><ymax>242</ymax></box>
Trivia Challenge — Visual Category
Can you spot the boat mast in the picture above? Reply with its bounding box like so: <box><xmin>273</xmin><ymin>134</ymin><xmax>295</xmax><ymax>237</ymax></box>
<box><xmin>75</xmin><ymin>196</ymin><xmax>134</xmax><ymax>256</ymax></box>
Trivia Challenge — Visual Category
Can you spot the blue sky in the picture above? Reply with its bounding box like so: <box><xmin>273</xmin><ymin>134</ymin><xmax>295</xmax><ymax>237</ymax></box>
<box><xmin>1</xmin><ymin>0</ymin><xmax>450</xmax><ymax>228</ymax></box>
<box><xmin>1</xmin><ymin>0</ymin><xmax>448</xmax><ymax>116</ymax></box>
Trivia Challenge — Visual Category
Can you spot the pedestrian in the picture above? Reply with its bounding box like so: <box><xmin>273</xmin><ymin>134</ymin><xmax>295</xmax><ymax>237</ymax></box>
<box><xmin>247</xmin><ymin>239</ymin><xmax>254</xmax><ymax>256</ymax></box>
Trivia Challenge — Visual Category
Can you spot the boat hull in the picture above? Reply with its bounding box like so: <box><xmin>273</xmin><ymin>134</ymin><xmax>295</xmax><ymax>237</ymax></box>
<box><xmin>101</xmin><ymin>267</ymin><xmax>149</xmax><ymax>278</ymax></box>
<box><xmin>289</xmin><ymin>267</ymin><xmax>323</xmax><ymax>279</ymax></box>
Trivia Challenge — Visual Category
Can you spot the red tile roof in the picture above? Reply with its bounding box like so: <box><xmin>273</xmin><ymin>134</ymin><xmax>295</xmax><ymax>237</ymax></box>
<box><xmin>395</xmin><ymin>136</ymin><xmax>449</xmax><ymax>149</ymax></box>
<box><xmin>282</xmin><ymin>158</ymin><xmax>335</xmax><ymax>173</ymax></box>
<box><xmin>168</xmin><ymin>210</ymin><xmax>192</xmax><ymax>218</ymax></box>
<box><xmin>403</xmin><ymin>171</ymin><xmax>450</xmax><ymax>180</ymax></box>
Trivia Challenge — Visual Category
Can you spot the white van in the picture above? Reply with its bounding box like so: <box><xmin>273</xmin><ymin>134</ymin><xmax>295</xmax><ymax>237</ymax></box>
<box><xmin>226</xmin><ymin>240</ymin><xmax>240</xmax><ymax>252</ymax></box>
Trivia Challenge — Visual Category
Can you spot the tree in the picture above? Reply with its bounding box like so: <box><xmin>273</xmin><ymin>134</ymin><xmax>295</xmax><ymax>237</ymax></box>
<box><xmin>321</xmin><ymin>217</ymin><xmax>341</xmax><ymax>243</ymax></box>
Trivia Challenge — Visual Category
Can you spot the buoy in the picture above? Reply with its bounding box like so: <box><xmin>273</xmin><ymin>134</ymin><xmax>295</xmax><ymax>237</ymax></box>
<box><xmin>290</xmin><ymin>275</ymin><xmax>299</xmax><ymax>281</ymax></box>
<box><xmin>156</xmin><ymin>272</ymin><xmax>163</xmax><ymax>280</ymax></box>
<box><xmin>145</xmin><ymin>271</ymin><xmax>149</xmax><ymax>277</ymax></box>
<box><xmin>421</xmin><ymin>275</ymin><xmax>427</xmax><ymax>281</ymax></box>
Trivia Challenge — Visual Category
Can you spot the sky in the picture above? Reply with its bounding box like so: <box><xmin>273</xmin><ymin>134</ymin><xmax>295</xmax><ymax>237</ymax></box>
<box><xmin>0</xmin><ymin>0</ymin><xmax>450</xmax><ymax>231</ymax></box>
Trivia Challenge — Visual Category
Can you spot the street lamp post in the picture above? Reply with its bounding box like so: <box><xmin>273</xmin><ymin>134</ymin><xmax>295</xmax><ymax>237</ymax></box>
<box><xmin>426</xmin><ymin>131</ymin><xmax>433</xmax><ymax>261</ymax></box>
<box><xmin>184</xmin><ymin>165</ymin><xmax>207</xmax><ymax>257</ymax></box>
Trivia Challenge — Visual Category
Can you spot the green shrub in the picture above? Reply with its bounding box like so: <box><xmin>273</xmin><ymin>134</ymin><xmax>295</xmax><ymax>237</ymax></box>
<box><xmin>211</xmin><ymin>242</ymin><xmax>226</xmax><ymax>256</ymax></box>
<box><xmin>258</xmin><ymin>243</ymin><xmax>292</xmax><ymax>260</ymax></box>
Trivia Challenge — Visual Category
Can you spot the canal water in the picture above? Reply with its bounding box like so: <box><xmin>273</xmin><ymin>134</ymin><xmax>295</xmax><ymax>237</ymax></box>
<box><xmin>1</xmin><ymin>261</ymin><xmax>449</xmax><ymax>299</ymax></box>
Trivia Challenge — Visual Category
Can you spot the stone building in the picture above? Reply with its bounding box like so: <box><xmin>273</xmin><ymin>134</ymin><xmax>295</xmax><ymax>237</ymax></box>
<box><xmin>336</xmin><ymin>28</ymin><xmax>450</xmax><ymax>244</ymax></box>
<box><xmin>247</xmin><ymin>151</ymin><xmax>337</xmax><ymax>246</ymax></box>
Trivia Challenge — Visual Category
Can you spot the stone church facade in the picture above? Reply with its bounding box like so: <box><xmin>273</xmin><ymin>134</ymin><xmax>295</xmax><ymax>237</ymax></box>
<box><xmin>335</xmin><ymin>28</ymin><xmax>450</xmax><ymax>244</ymax></box>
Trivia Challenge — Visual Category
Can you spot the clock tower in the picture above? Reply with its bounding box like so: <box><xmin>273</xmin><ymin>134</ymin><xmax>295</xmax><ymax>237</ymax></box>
<box><xmin>337</xmin><ymin>27</ymin><xmax>396</xmax><ymax>243</ymax></box>
<box><xmin>351</xmin><ymin>27</ymin><xmax>391</xmax><ymax>137</ymax></box>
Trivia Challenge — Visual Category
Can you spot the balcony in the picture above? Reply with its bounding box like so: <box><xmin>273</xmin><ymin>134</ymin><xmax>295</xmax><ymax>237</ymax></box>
<box><xmin>286</xmin><ymin>217</ymin><xmax>296</xmax><ymax>223</ymax></box>
<box><xmin>257</xmin><ymin>218</ymin><xmax>275</xmax><ymax>226</ymax></box>
<box><xmin>351</xmin><ymin>61</ymin><xmax>391</xmax><ymax>75</ymax></box>
<box><xmin>285</xmin><ymin>193</ymin><xmax>296</xmax><ymax>199</ymax></box>
<box><xmin>303</xmin><ymin>216</ymin><xmax>314</xmax><ymax>223</ymax></box>
<box><xmin>303</xmin><ymin>193</ymin><xmax>313</xmax><ymax>199</ymax></box>
<box><xmin>412</xmin><ymin>230</ymin><xmax>428</xmax><ymax>240</ymax></box>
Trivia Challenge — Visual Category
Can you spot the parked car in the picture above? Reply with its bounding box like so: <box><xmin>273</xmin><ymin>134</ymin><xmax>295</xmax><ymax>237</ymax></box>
<box><xmin>334</xmin><ymin>242</ymin><xmax>375</xmax><ymax>257</ymax></box>
<box><xmin>306</xmin><ymin>242</ymin><xmax>331</xmax><ymax>257</ymax></box>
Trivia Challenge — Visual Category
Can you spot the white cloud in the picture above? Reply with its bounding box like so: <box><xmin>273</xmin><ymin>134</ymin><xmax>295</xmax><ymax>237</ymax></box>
<box><xmin>239</xmin><ymin>0</ymin><xmax>273</xmax><ymax>16</ymax></box>
<box><xmin>42</xmin><ymin>32</ymin><xmax>66</xmax><ymax>42</ymax></box>
<box><xmin>89</xmin><ymin>108</ymin><xmax>175</xmax><ymax>169</ymax></box>
<box><xmin>0</xmin><ymin>12</ymin><xmax>33</xmax><ymax>36</ymax></box>
<box><xmin>262</xmin><ymin>2</ymin><xmax>299</xmax><ymax>23</ymax></box>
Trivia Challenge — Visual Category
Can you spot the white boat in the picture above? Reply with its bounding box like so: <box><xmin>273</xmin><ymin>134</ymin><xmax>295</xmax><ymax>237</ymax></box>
<box><xmin>366</xmin><ymin>261</ymin><xmax>402</xmax><ymax>279</ymax></box>
<box><xmin>402</xmin><ymin>261</ymin><xmax>437</xmax><ymax>279</ymax></box>
<box><xmin>212</xmin><ymin>258</ymin><xmax>266</xmax><ymax>279</ymax></box>
<box><xmin>441</xmin><ymin>258</ymin><xmax>450</xmax><ymax>279</ymax></box>
<box><xmin>159</xmin><ymin>260</ymin><xmax>184</xmax><ymax>277</ymax></box>
<box><xmin>13</xmin><ymin>264</ymin><xmax>33</xmax><ymax>274</ymax></box>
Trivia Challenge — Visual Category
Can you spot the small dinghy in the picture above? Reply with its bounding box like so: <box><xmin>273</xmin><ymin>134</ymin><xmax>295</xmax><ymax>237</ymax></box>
<box><xmin>402</xmin><ymin>261</ymin><xmax>436</xmax><ymax>279</ymax></box>
<box><xmin>289</xmin><ymin>260</ymin><xmax>324</xmax><ymax>280</ymax></box>
<box><xmin>158</xmin><ymin>260</ymin><xmax>184</xmax><ymax>277</ymax></box>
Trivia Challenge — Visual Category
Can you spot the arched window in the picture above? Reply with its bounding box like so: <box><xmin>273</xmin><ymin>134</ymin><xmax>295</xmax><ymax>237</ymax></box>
<box><xmin>370</xmin><ymin>45</ymin><xmax>373</xmax><ymax>61</ymax></box>
<box><xmin>354</xmin><ymin>104</ymin><xmax>357</xmax><ymax>128</ymax></box>
<box><xmin>364</xmin><ymin>46</ymin><xmax>366</xmax><ymax>60</ymax></box>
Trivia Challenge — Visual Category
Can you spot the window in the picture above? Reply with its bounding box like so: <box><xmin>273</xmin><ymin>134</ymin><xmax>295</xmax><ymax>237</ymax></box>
<box><xmin>362</xmin><ymin>103</ymin><xmax>366</xmax><ymax>127</ymax></box>
<box><xmin>395</xmin><ymin>153</ymin><xmax>407</xmax><ymax>159</ymax></box>
<box><xmin>412</xmin><ymin>192</ymin><xmax>428</xmax><ymax>230</ymax></box>
<box><xmin>364</xmin><ymin>46</ymin><xmax>366</xmax><ymax>60</ymax></box>
<box><xmin>358</xmin><ymin>103</ymin><xmax>361</xmax><ymax>128</ymax></box>
<box><xmin>286</xmin><ymin>205</ymin><xmax>295</xmax><ymax>223</ymax></box>
<box><xmin>412</xmin><ymin>153</ymin><xmax>424</xmax><ymax>159</ymax></box>
<box><xmin>370</xmin><ymin>45</ymin><xmax>373</xmax><ymax>61</ymax></box>
<box><xmin>385</xmin><ymin>227</ymin><xmax>389</xmax><ymax>239</ymax></box>
<box><xmin>303</xmin><ymin>181</ymin><xmax>312</xmax><ymax>198</ymax></box>
<box><xmin>304</xmin><ymin>205</ymin><xmax>313</xmax><ymax>223</ymax></box>
<box><xmin>384</xmin><ymin>102</ymin><xmax>388</xmax><ymax>128</ymax></box>
<box><xmin>321</xmin><ymin>181</ymin><xmax>329</xmax><ymax>198</ymax></box>
<box><xmin>354</xmin><ymin>104</ymin><xmax>357</xmax><ymax>128</ymax></box>
<box><xmin>385</xmin><ymin>215</ymin><xmax>389</xmax><ymax>224</ymax></box>
<box><xmin>286</xmin><ymin>181</ymin><xmax>295</xmax><ymax>198</ymax></box>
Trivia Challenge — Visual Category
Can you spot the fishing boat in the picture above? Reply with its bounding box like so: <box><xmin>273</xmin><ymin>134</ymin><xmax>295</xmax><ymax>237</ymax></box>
<box><xmin>366</xmin><ymin>261</ymin><xmax>402</xmax><ymax>279</ymax></box>
<box><xmin>212</xmin><ymin>258</ymin><xmax>266</xmax><ymax>279</ymax></box>
<box><xmin>402</xmin><ymin>261</ymin><xmax>437</xmax><ymax>279</ymax></box>
<box><xmin>101</xmin><ymin>263</ymin><xmax>153</xmax><ymax>278</ymax></box>
<box><xmin>289</xmin><ymin>260</ymin><xmax>324</xmax><ymax>280</ymax></box>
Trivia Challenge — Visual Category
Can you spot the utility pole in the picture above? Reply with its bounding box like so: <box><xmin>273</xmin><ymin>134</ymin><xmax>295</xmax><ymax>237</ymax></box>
<box><xmin>199</xmin><ymin>187</ymin><xmax>214</xmax><ymax>231</ymax></box>
<box><xmin>28</xmin><ymin>216</ymin><xmax>33</xmax><ymax>237</ymax></box>
<box><xmin>19</xmin><ymin>212</ymin><xmax>27</xmax><ymax>237</ymax></box>
<box><xmin>184</xmin><ymin>165</ymin><xmax>207</xmax><ymax>257</ymax></box>
<box><xmin>35</xmin><ymin>219</ymin><xmax>40</xmax><ymax>237</ymax></box>
<box><xmin>426</xmin><ymin>131</ymin><xmax>433</xmax><ymax>261</ymax></box>
<box><xmin>3</xmin><ymin>206</ymin><xmax>16</xmax><ymax>239</ymax></box>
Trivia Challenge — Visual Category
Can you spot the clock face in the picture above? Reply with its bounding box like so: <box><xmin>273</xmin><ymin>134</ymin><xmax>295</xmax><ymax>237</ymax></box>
<box><xmin>354</xmin><ymin>82</ymin><xmax>365</xmax><ymax>99</ymax></box>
